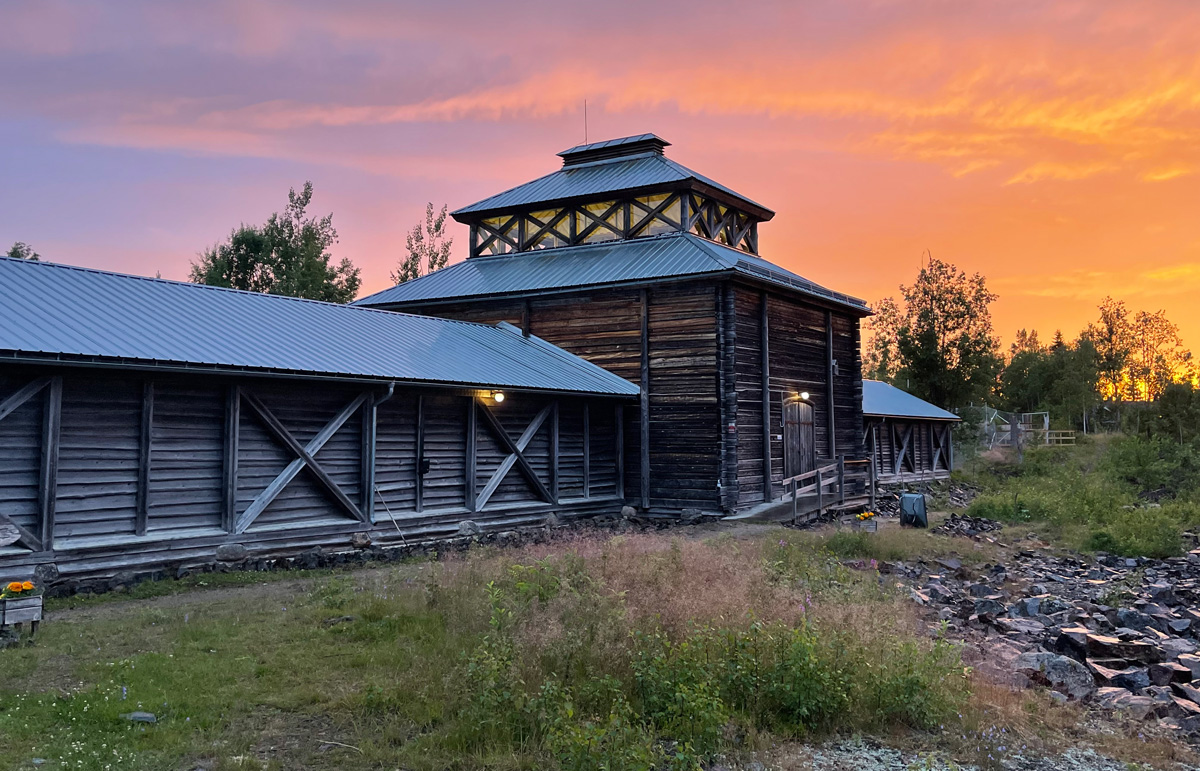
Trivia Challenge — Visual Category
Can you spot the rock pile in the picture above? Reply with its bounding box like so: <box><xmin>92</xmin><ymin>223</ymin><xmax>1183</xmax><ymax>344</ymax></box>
<box><xmin>930</xmin><ymin>513</ymin><xmax>1004</xmax><ymax>537</ymax></box>
<box><xmin>889</xmin><ymin>547</ymin><xmax>1200</xmax><ymax>737</ymax></box>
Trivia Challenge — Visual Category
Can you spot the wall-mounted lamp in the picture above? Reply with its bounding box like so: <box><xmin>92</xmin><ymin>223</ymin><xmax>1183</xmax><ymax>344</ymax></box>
<box><xmin>800</xmin><ymin>391</ymin><xmax>810</xmax><ymax>401</ymax></box>
<box><xmin>492</xmin><ymin>391</ymin><xmax>505</xmax><ymax>403</ymax></box>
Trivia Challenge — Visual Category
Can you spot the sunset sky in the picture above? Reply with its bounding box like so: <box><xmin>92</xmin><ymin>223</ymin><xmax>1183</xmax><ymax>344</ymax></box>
<box><xmin>3</xmin><ymin>1</ymin><xmax>1199</xmax><ymax>348</ymax></box>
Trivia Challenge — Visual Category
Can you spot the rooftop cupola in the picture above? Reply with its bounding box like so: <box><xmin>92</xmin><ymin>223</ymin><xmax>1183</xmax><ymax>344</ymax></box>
<box><xmin>454</xmin><ymin>134</ymin><xmax>774</xmax><ymax>258</ymax></box>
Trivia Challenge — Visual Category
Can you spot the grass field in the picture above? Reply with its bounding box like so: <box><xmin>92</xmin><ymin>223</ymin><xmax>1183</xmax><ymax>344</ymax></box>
<box><xmin>0</xmin><ymin>524</ymin><xmax>1188</xmax><ymax>770</ymax></box>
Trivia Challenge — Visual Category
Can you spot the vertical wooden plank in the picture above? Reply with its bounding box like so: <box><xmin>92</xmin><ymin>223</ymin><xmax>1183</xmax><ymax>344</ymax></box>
<box><xmin>415</xmin><ymin>394</ymin><xmax>425</xmax><ymax>514</ymax></box>
<box><xmin>38</xmin><ymin>376</ymin><xmax>62</xmax><ymax>550</ymax></box>
<box><xmin>721</xmin><ymin>282</ymin><xmax>738</xmax><ymax>511</ymax></box>
<box><xmin>135</xmin><ymin>380</ymin><xmax>154</xmax><ymax>536</ymax></box>
<box><xmin>361</xmin><ymin>392</ymin><xmax>377</xmax><ymax>523</ymax></box>
<box><xmin>760</xmin><ymin>291</ymin><xmax>772</xmax><ymax>501</ymax></box>
<box><xmin>222</xmin><ymin>384</ymin><xmax>240</xmax><ymax>533</ymax></box>
<box><xmin>615</xmin><ymin>404</ymin><xmax>624</xmax><ymax>502</ymax></box>
<box><xmin>639</xmin><ymin>287</ymin><xmax>650</xmax><ymax>509</ymax></box>
<box><xmin>869</xmin><ymin>426</ymin><xmax>878</xmax><ymax>510</ymax></box>
<box><xmin>521</xmin><ymin>299</ymin><xmax>532</xmax><ymax>337</ymax></box>
<box><xmin>837</xmin><ymin>455</ymin><xmax>845</xmax><ymax>505</ymax></box>
<box><xmin>583</xmin><ymin>402</ymin><xmax>591</xmax><ymax>499</ymax></box>
<box><xmin>825</xmin><ymin>310</ymin><xmax>836</xmax><ymax>459</ymax></box>
<box><xmin>550</xmin><ymin>400</ymin><xmax>559</xmax><ymax>502</ymax></box>
<box><xmin>716</xmin><ymin>284</ymin><xmax>726</xmax><ymax>509</ymax></box>
<box><xmin>465</xmin><ymin>396</ymin><xmax>477</xmax><ymax>512</ymax></box>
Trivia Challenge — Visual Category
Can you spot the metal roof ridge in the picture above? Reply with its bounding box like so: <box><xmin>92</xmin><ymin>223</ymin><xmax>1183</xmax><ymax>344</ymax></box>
<box><xmin>554</xmin><ymin>151</ymin><xmax>663</xmax><ymax>171</ymax></box>
<box><xmin>0</xmin><ymin>254</ymin><xmax>531</xmax><ymax>332</ymax></box>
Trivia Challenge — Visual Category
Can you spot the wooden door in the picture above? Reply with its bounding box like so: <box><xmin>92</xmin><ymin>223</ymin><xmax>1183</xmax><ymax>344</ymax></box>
<box><xmin>783</xmin><ymin>399</ymin><xmax>815</xmax><ymax>479</ymax></box>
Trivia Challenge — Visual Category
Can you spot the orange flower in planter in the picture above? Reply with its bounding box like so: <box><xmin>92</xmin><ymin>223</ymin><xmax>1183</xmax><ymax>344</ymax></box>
<box><xmin>21</xmin><ymin>581</ymin><xmax>34</xmax><ymax>591</ymax></box>
<box><xmin>6</xmin><ymin>581</ymin><xmax>23</xmax><ymax>593</ymax></box>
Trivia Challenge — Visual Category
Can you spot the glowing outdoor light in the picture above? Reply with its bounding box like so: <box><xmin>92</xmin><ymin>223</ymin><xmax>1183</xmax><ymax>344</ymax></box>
<box><xmin>492</xmin><ymin>391</ymin><xmax>505</xmax><ymax>403</ymax></box>
<box><xmin>800</xmin><ymin>392</ymin><xmax>810</xmax><ymax>400</ymax></box>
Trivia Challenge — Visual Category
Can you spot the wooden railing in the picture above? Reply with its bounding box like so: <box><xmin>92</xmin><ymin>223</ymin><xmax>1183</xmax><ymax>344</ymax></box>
<box><xmin>1047</xmin><ymin>430</ymin><xmax>1076</xmax><ymax>446</ymax></box>
<box><xmin>781</xmin><ymin>457</ymin><xmax>874</xmax><ymax>522</ymax></box>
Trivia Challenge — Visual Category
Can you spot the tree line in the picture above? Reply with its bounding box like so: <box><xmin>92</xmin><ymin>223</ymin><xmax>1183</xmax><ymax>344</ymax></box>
<box><xmin>8</xmin><ymin>182</ymin><xmax>1193</xmax><ymax>436</ymax></box>
<box><xmin>7</xmin><ymin>182</ymin><xmax>454</xmax><ymax>303</ymax></box>
<box><xmin>865</xmin><ymin>255</ymin><xmax>1195</xmax><ymax>434</ymax></box>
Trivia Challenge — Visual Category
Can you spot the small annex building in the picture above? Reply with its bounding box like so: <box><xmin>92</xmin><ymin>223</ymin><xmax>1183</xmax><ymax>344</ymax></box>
<box><xmin>357</xmin><ymin>134</ymin><xmax>873</xmax><ymax>515</ymax></box>
<box><xmin>862</xmin><ymin>379</ymin><xmax>959</xmax><ymax>483</ymax></box>
<box><xmin>0</xmin><ymin>256</ymin><xmax>637</xmax><ymax>582</ymax></box>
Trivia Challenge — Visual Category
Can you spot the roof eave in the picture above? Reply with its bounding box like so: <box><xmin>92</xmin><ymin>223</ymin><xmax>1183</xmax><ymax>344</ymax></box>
<box><xmin>0</xmin><ymin>351</ymin><xmax>640</xmax><ymax>398</ymax></box>
<box><xmin>364</xmin><ymin>265</ymin><xmax>869</xmax><ymax>316</ymax></box>
<box><xmin>865</xmin><ymin>412</ymin><xmax>961</xmax><ymax>422</ymax></box>
<box><xmin>452</xmin><ymin>178</ymin><xmax>774</xmax><ymax>224</ymax></box>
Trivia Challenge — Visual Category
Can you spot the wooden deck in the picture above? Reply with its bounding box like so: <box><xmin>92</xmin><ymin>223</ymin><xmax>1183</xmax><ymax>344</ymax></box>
<box><xmin>729</xmin><ymin>457</ymin><xmax>873</xmax><ymax>524</ymax></box>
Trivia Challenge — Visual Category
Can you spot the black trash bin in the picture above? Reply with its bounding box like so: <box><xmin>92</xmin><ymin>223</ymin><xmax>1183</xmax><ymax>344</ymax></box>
<box><xmin>899</xmin><ymin>493</ymin><xmax>928</xmax><ymax>528</ymax></box>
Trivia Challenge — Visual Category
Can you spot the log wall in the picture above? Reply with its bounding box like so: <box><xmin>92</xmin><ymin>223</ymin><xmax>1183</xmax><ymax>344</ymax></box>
<box><xmin>866</xmin><ymin>418</ymin><xmax>953</xmax><ymax>483</ymax></box>
<box><xmin>407</xmin><ymin>282</ymin><xmax>724</xmax><ymax>513</ymax></box>
<box><xmin>731</xmin><ymin>285</ymin><xmax>865</xmax><ymax>505</ymax></box>
<box><xmin>0</xmin><ymin>365</ymin><xmax>625</xmax><ymax>583</ymax></box>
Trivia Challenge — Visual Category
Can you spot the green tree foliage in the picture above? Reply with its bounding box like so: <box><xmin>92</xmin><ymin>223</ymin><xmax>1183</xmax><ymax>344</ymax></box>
<box><xmin>391</xmin><ymin>202</ymin><xmax>454</xmax><ymax>284</ymax></box>
<box><xmin>1153</xmin><ymin>383</ymin><xmax>1200</xmax><ymax>444</ymax></box>
<box><xmin>190</xmin><ymin>182</ymin><xmax>361</xmax><ymax>303</ymax></box>
<box><xmin>997</xmin><ymin>333</ymin><xmax>1100</xmax><ymax>426</ymax></box>
<box><xmin>6</xmin><ymin>242</ymin><xmax>40</xmax><ymax>261</ymax></box>
<box><xmin>865</xmin><ymin>256</ymin><xmax>1001</xmax><ymax>410</ymax></box>
<box><xmin>1084</xmin><ymin>296</ymin><xmax>1134</xmax><ymax>401</ymax></box>
<box><xmin>1129</xmin><ymin>309</ymin><xmax>1192</xmax><ymax>401</ymax></box>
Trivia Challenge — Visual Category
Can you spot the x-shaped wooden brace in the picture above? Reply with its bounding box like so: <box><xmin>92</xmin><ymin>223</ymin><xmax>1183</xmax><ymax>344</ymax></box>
<box><xmin>628</xmin><ymin>192</ymin><xmax>682</xmax><ymax>234</ymax></box>
<box><xmin>235</xmin><ymin>391</ymin><xmax>368</xmax><ymax>533</ymax></box>
<box><xmin>931</xmin><ymin>424</ymin><xmax>950</xmax><ymax>470</ymax></box>
<box><xmin>473</xmin><ymin>399</ymin><xmax>555</xmax><ymax>511</ymax></box>
<box><xmin>893</xmin><ymin>423</ymin><xmax>914</xmax><ymax>473</ymax></box>
<box><xmin>0</xmin><ymin>377</ymin><xmax>55</xmax><ymax>551</ymax></box>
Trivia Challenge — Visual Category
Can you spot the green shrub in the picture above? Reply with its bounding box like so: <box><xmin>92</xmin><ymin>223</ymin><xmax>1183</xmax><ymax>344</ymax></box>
<box><xmin>537</xmin><ymin>684</ymin><xmax>664</xmax><ymax>771</ymax></box>
<box><xmin>1087</xmin><ymin>507</ymin><xmax>1184</xmax><ymax>559</ymax></box>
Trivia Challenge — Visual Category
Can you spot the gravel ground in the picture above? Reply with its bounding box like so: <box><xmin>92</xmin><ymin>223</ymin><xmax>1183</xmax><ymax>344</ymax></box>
<box><xmin>781</xmin><ymin>737</ymin><xmax>1178</xmax><ymax>770</ymax></box>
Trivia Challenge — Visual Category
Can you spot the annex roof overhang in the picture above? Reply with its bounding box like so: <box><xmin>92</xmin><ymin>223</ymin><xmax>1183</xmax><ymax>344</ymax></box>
<box><xmin>0</xmin><ymin>257</ymin><xmax>640</xmax><ymax>397</ymax></box>
<box><xmin>862</xmin><ymin>379</ymin><xmax>960</xmax><ymax>421</ymax></box>
<box><xmin>355</xmin><ymin>233</ymin><xmax>868</xmax><ymax>316</ymax></box>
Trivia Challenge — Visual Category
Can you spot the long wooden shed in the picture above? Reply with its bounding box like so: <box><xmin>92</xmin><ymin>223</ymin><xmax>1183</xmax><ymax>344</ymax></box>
<box><xmin>862</xmin><ymin>379</ymin><xmax>959</xmax><ymax>483</ymax></box>
<box><xmin>0</xmin><ymin>257</ymin><xmax>637</xmax><ymax>582</ymax></box>
<box><xmin>357</xmin><ymin>134</ymin><xmax>874</xmax><ymax>516</ymax></box>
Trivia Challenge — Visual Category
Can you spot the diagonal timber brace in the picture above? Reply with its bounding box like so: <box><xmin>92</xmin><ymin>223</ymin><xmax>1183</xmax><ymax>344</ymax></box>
<box><xmin>473</xmin><ymin>399</ymin><xmax>555</xmax><ymax>510</ymax></box>
<box><xmin>0</xmin><ymin>377</ymin><xmax>55</xmax><ymax>551</ymax></box>
<box><xmin>235</xmin><ymin>391</ymin><xmax>368</xmax><ymax>533</ymax></box>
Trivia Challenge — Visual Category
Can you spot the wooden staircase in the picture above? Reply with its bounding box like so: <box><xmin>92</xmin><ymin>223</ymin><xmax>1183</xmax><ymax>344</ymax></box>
<box><xmin>730</xmin><ymin>457</ymin><xmax>875</xmax><ymax>525</ymax></box>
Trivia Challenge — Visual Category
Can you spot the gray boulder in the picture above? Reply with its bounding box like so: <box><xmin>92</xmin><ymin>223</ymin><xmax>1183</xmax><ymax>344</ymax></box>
<box><xmin>456</xmin><ymin>520</ymin><xmax>483</xmax><ymax>537</ymax></box>
<box><xmin>1015</xmin><ymin>651</ymin><xmax>1096</xmax><ymax>701</ymax></box>
<box><xmin>215</xmin><ymin>544</ymin><xmax>247</xmax><ymax>562</ymax></box>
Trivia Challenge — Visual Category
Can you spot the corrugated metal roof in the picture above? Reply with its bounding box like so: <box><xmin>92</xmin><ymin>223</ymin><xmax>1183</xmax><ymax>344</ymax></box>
<box><xmin>453</xmin><ymin>151</ymin><xmax>773</xmax><ymax>219</ymax></box>
<box><xmin>863</xmin><ymin>380</ymin><xmax>959</xmax><ymax>421</ymax></box>
<box><xmin>354</xmin><ymin>233</ymin><xmax>869</xmax><ymax>313</ymax></box>
<box><xmin>558</xmin><ymin>134</ymin><xmax>669</xmax><ymax>166</ymax></box>
<box><xmin>0</xmin><ymin>257</ymin><xmax>639</xmax><ymax>396</ymax></box>
<box><xmin>559</xmin><ymin>134</ymin><xmax>664</xmax><ymax>158</ymax></box>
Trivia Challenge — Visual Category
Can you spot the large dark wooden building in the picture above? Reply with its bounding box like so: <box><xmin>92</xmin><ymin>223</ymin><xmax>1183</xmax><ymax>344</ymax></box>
<box><xmin>0</xmin><ymin>258</ymin><xmax>636</xmax><ymax>582</ymax></box>
<box><xmin>357</xmin><ymin>134</ymin><xmax>872</xmax><ymax>515</ymax></box>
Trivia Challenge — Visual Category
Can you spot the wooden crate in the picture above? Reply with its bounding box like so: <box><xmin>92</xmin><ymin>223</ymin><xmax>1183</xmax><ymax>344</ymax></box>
<box><xmin>851</xmin><ymin>519</ymin><xmax>878</xmax><ymax>533</ymax></box>
<box><xmin>1</xmin><ymin>596</ymin><xmax>43</xmax><ymax>626</ymax></box>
